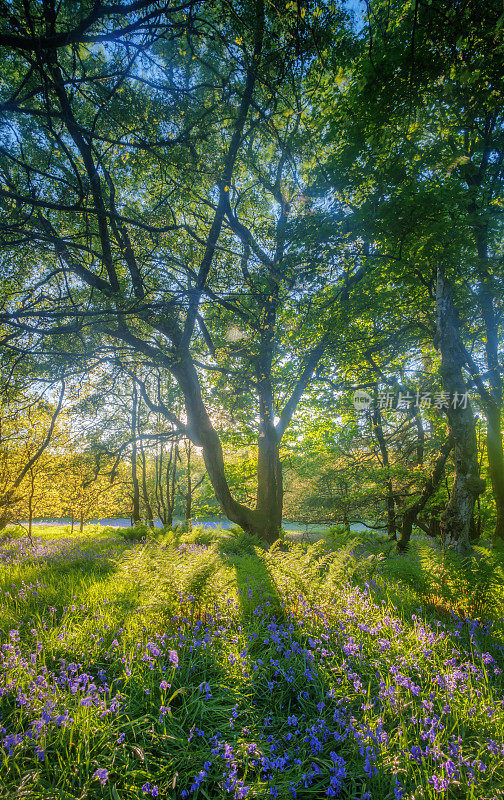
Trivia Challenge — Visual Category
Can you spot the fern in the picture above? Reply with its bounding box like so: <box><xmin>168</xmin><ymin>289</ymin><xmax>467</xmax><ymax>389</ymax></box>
<box><xmin>418</xmin><ymin>544</ymin><xmax>503</xmax><ymax>620</ymax></box>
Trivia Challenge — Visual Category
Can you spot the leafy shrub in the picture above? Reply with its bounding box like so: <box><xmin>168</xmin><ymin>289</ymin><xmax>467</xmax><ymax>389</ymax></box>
<box><xmin>419</xmin><ymin>544</ymin><xmax>504</xmax><ymax>620</ymax></box>
<box><xmin>217</xmin><ymin>526</ymin><xmax>264</xmax><ymax>556</ymax></box>
<box><xmin>326</xmin><ymin>524</ymin><xmax>352</xmax><ymax>541</ymax></box>
<box><xmin>179</xmin><ymin>525</ymin><xmax>216</xmax><ymax>547</ymax></box>
<box><xmin>382</xmin><ymin>546</ymin><xmax>431</xmax><ymax>597</ymax></box>
<box><xmin>116</xmin><ymin>522</ymin><xmax>151</xmax><ymax>541</ymax></box>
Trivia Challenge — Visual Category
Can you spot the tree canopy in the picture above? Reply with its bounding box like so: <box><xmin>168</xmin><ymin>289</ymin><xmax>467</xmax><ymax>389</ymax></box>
<box><xmin>0</xmin><ymin>0</ymin><xmax>503</xmax><ymax>551</ymax></box>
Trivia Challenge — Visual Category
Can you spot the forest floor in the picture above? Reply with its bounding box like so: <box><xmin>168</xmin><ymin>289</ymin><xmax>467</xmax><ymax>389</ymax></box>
<box><xmin>0</xmin><ymin>523</ymin><xmax>503</xmax><ymax>799</ymax></box>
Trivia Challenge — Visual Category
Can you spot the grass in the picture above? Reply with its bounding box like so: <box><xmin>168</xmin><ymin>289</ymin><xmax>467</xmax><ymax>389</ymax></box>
<box><xmin>0</xmin><ymin>524</ymin><xmax>503</xmax><ymax>799</ymax></box>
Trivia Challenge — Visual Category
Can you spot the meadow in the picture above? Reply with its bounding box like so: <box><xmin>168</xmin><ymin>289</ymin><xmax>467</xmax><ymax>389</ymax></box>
<box><xmin>1</xmin><ymin>524</ymin><xmax>504</xmax><ymax>800</ymax></box>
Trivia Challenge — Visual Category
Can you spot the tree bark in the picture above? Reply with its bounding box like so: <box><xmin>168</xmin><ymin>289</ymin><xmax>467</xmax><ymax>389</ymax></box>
<box><xmin>256</xmin><ymin>426</ymin><xmax>283</xmax><ymax>544</ymax></box>
<box><xmin>436</xmin><ymin>266</ymin><xmax>485</xmax><ymax>554</ymax></box>
<box><xmin>471</xmin><ymin>272</ymin><xmax>504</xmax><ymax>541</ymax></box>
<box><xmin>172</xmin><ymin>357</ymin><xmax>282</xmax><ymax>542</ymax></box>
<box><xmin>177</xmin><ymin>440</ymin><xmax>205</xmax><ymax>531</ymax></box>
<box><xmin>154</xmin><ymin>444</ymin><xmax>166</xmax><ymax>525</ymax></box>
<box><xmin>414</xmin><ymin>412</ymin><xmax>425</xmax><ymax>465</ymax></box>
<box><xmin>172</xmin><ymin>358</ymin><xmax>254</xmax><ymax>527</ymax></box>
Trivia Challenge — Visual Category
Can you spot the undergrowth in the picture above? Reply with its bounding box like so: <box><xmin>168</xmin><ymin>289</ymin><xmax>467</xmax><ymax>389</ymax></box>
<box><xmin>0</xmin><ymin>524</ymin><xmax>503</xmax><ymax>799</ymax></box>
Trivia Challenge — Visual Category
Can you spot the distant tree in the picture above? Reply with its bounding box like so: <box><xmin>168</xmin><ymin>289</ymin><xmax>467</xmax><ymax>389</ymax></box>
<box><xmin>0</xmin><ymin>382</ymin><xmax>65</xmax><ymax>529</ymax></box>
<box><xmin>62</xmin><ymin>453</ymin><xmax>124</xmax><ymax>533</ymax></box>
<box><xmin>177</xmin><ymin>438</ymin><xmax>206</xmax><ymax>530</ymax></box>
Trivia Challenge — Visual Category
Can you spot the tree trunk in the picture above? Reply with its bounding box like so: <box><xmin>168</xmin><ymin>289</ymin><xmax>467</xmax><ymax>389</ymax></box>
<box><xmin>172</xmin><ymin>358</ymin><xmax>260</xmax><ymax>534</ymax></box>
<box><xmin>140</xmin><ymin>443</ymin><xmax>154</xmax><ymax>528</ymax></box>
<box><xmin>470</xmin><ymin>209</ymin><xmax>504</xmax><ymax>541</ymax></box>
<box><xmin>130</xmin><ymin>385</ymin><xmax>141</xmax><ymax>524</ymax></box>
<box><xmin>397</xmin><ymin>435</ymin><xmax>453</xmax><ymax>552</ymax></box>
<box><xmin>158</xmin><ymin>443</ymin><xmax>178</xmax><ymax>528</ymax></box>
<box><xmin>0</xmin><ymin>382</ymin><xmax>65</xmax><ymax>531</ymax></box>
<box><xmin>155</xmin><ymin>443</ymin><xmax>167</xmax><ymax>525</ymax></box>
<box><xmin>414</xmin><ymin>411</ymin><xmax>424</xmax><ymax>465</ymax></box>
<box><xmin>167</xmin><ymin>443</ymin><xmax>178</xmax><ymax>527</ymax></box>
<box><xmin>172</xmin><ymin>356</ymin><xmax>284</xmax><ymax>543</ymax></box>
<box><xmin>0</xmin><ymin>508</ymin><xmax>11</xmax><ymax>531</ymax></box>
<box><xmin>486</xmin><ymin>402</ymin><xmax>504</xmax><ymax>541</ymax></box>
<box><xmin>436</xmin><ymin>266</ymin><xmax>485</xmax><ymax>554</ymax></box>
<box><xmin>371</xmin><ymin>404</ymin><xmax>396</xmax><ymax>540</ymax></box>
<box><xmin>256</xmin><ymin>426</ymin><xmax>283</xmax><ymax>544</ymax></box>
<box><xmin>79</xmin><ymin>507</ymin><xmax>84</xmax><ymax>534</ymax></box>
<box><xmin>28</xmin><ymin>466</ymin><xmax>35</xmax><ymax>541</ymax></box>
<box><xmin>185</xmin><ymin>441</ymin><xmax>192</xmax><ymax>529</ymax></box>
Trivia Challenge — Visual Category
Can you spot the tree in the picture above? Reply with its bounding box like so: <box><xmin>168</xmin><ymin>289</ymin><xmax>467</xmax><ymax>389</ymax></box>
<box><xmin>177</xmin><ymin>438</ymin><xmax>206</xmax><ymax>529</ymax></box>
<box><xmin>154</xmin><ymin>439</ymin><xmax>180</xmax><ymax>528</ymax></box>
<box><xmin>307</xmin><ymin>0</ymin><xmax>502</xmax><ymax>549</ymax></box>
<box><xmin>62</xmin><ymin>453</ymin><xmax>124</xmax><ymax>533</ymax></box>
<box><xmin>0</xmin><ymin>381</ymin><xmax>65</xmax><ymax>529</ymax></box>
<box><xmin>0</xmin><ymin>0</ymin><xmax>364</xmax><ymax>544</ymax></box>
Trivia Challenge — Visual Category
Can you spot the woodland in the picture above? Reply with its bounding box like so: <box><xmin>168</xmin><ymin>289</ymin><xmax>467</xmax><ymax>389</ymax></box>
<box><xmin>1</xmin><ymin>3</ymin><xmax>504</xmax><ymax>798</ymax></box>
<box><xmin>1</xmin><ymin>0</ymin><xmax>503</xmax><ymax>555</ymax></box>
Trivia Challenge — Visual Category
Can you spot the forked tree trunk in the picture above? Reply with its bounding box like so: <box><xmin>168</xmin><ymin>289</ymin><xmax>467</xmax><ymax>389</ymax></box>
<box><xmin>173</xmin><ymin>357</ymin><xmax>283</xmax><ymax>543</ymax></box>
<box><xmin>397</xmin><ymin>435</ymin><xmax>453</xmax><ymax>553</ymax></box>
<box><xmin>436</xmin><ymin>267</ymin><xmax>485</xmax><ymax>554</ymax></box>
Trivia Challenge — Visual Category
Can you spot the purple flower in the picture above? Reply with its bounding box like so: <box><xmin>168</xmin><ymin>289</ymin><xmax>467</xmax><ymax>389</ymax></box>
<box><xmin>168</xmin><ymin>650</ymin><xmax>179</xmax><ymax>668</ymax></box>
<box><xmin>92</xmin><ymin>768</ymin><xmax>109</xmax><ymax>785</ymax></box>
<box><xmin>35</xmin><ymin>745</ymin><xmax>45</xmax><ymax>761</ymax></box>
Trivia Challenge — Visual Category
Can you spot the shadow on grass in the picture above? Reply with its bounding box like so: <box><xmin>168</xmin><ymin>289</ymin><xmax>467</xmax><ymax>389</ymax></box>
<box><xmin>218</xmin><ymin>546</ymin><xmax>285</xmax><ymax>624</ymax></box>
